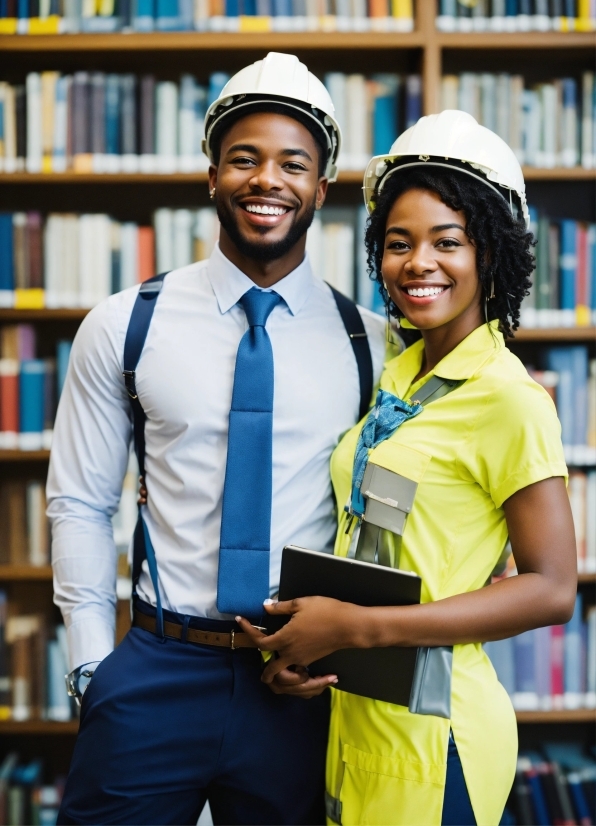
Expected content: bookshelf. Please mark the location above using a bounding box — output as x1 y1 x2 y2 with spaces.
0 0 594 806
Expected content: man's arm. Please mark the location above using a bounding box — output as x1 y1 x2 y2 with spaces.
47 296 134 671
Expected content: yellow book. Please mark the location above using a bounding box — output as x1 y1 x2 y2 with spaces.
576 305 591 326
99 0 115 16
0 18 18 33
391 0 412 31
577 0 595 30
239 14 271 29
14 289 45 310
28 14 60 32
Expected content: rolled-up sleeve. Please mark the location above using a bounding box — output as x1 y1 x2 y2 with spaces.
47 294 134 670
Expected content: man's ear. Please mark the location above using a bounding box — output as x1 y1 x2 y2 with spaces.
315 177 329 210
208 164 218 194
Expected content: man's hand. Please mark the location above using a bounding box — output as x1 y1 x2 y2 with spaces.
236 596 363 692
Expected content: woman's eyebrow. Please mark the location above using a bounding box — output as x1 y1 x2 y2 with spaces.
431 223 465 232
385 226 410 237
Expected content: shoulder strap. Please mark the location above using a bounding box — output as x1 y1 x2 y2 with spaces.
412 374 464 408
122 273 167 479
327 284 374 421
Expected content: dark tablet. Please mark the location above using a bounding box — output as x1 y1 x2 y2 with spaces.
266 545 421 706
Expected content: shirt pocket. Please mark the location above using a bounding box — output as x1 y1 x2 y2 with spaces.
338 743 445 826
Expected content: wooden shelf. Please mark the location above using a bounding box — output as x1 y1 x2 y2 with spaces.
511 327 596 342
516 708 596 723
0 450 50 461
0 31 425 51
0 720 78 734
578 572 596 584
438 31 596 48
0 168 592 184
0 308 89 321
0 565 52 580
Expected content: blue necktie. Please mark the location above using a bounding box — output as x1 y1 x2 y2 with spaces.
217 287 281 618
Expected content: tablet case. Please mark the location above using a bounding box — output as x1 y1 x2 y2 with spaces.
266 545 421 706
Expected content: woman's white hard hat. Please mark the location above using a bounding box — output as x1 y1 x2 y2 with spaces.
202 52 342 182
363 110 530 228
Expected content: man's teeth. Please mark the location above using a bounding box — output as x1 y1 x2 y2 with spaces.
245 204 288 216
406 286 446 297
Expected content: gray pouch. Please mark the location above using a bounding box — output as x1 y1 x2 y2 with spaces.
408 645 453 719
361 462 418 535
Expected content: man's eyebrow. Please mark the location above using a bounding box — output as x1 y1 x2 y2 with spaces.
225 143 259 155
280 148 313 162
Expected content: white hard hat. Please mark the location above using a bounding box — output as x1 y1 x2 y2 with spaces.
363 110 529 228
202 52 341 182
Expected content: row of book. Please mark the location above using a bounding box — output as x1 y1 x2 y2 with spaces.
521 213 596 328
441 72 596 169
0 598 74 724
484 593 595 711
0 0 414 34
0 70 422 175
3 205 596 326
0 325 71 450
437 0 596 32
505 744 596 826
529 351 596 468
0 754 62 826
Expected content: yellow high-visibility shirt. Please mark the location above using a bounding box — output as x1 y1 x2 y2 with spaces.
327 321 568 826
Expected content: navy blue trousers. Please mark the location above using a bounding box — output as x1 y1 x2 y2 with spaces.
441 734 477 826
58 607 329 826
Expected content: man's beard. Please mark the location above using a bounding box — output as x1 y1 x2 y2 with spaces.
215 194 316 263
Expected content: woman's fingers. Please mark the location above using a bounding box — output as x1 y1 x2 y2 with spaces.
234 616 270 647
263 598 300 615
269 672 337 698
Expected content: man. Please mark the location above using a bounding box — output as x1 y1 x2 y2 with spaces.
49 52 385 826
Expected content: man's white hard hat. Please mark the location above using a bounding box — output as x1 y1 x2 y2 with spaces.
362 110 530 228
202 52 342 182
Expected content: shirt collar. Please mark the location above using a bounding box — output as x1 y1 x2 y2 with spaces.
206 243 315 317
394 321 505 397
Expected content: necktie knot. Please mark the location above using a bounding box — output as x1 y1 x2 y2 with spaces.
240 287 281 328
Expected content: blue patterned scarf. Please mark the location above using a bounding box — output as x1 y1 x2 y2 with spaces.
349 389 423 518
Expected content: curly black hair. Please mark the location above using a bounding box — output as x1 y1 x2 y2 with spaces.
365 163 535 338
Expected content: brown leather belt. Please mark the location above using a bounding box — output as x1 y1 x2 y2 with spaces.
133 608 259 649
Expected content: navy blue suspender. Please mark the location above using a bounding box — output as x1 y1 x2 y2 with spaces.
122 274 373 630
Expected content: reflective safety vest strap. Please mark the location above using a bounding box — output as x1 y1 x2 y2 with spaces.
327 284 374 422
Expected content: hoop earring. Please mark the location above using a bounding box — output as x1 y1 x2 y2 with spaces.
484 278 495 325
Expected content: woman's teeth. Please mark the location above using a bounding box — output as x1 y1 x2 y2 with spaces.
406 286 446 297
245 204 288 216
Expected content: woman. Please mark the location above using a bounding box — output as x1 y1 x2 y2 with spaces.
238 111 577 826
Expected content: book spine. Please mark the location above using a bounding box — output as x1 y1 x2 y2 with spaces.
25 73 42 173
18 359 45 451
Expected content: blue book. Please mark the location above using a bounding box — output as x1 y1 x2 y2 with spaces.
241 0 256 13
571 345 588 451
208 73 230 108
513 630 538 708
19 360 45 450
56 340 72 400
17 0 28 19
505 0 517 19
46 639 72 721
567 772 592 825
526 768 552 826
559 219 577 325
485 638 515 696
405 75 422 129
224 0 238 17
546 347 574 450
0 213 14 308
155 0 179 30
272 0 290 14
0 0 8 17
105 74 121 157
178 0 192 27
564 593 584 700
133 0 155 30
372 75 399 156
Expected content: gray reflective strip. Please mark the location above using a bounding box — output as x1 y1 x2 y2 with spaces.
325 792 342 824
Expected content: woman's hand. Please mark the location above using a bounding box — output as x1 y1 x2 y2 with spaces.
237 596 363 688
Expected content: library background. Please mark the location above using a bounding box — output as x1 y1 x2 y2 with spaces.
0 0 595 822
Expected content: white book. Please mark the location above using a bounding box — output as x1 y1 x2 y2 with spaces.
193 208 219 261
26 481 48 566
154 208 175 273
335 223 355 299
479 73 496 133
532 0 550 30
522 89 540 167
539 83 557 168
345 75 369 171
93 214 112 305
26 73 43 173
306 216 323 281
156 82 179 174
582 72 594 168
46 640 71 721
324 74 347 170
52 75 70 174
495 74 510 144
193 0 209 29
351 0 368 30
120 223 139 291
44 215 60 308
62 215 79 308
509 75 525 165
78 215 96 307
489 0 505 30
173 209 194 270
471 0 488 30
459 73 479 121
178 75 197 173
441 76 459 112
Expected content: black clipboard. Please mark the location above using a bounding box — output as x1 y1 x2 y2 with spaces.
266 545 421 706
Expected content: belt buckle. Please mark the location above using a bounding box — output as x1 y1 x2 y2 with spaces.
230 629 235 650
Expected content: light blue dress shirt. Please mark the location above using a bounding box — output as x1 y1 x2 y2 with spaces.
48 244 386 669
